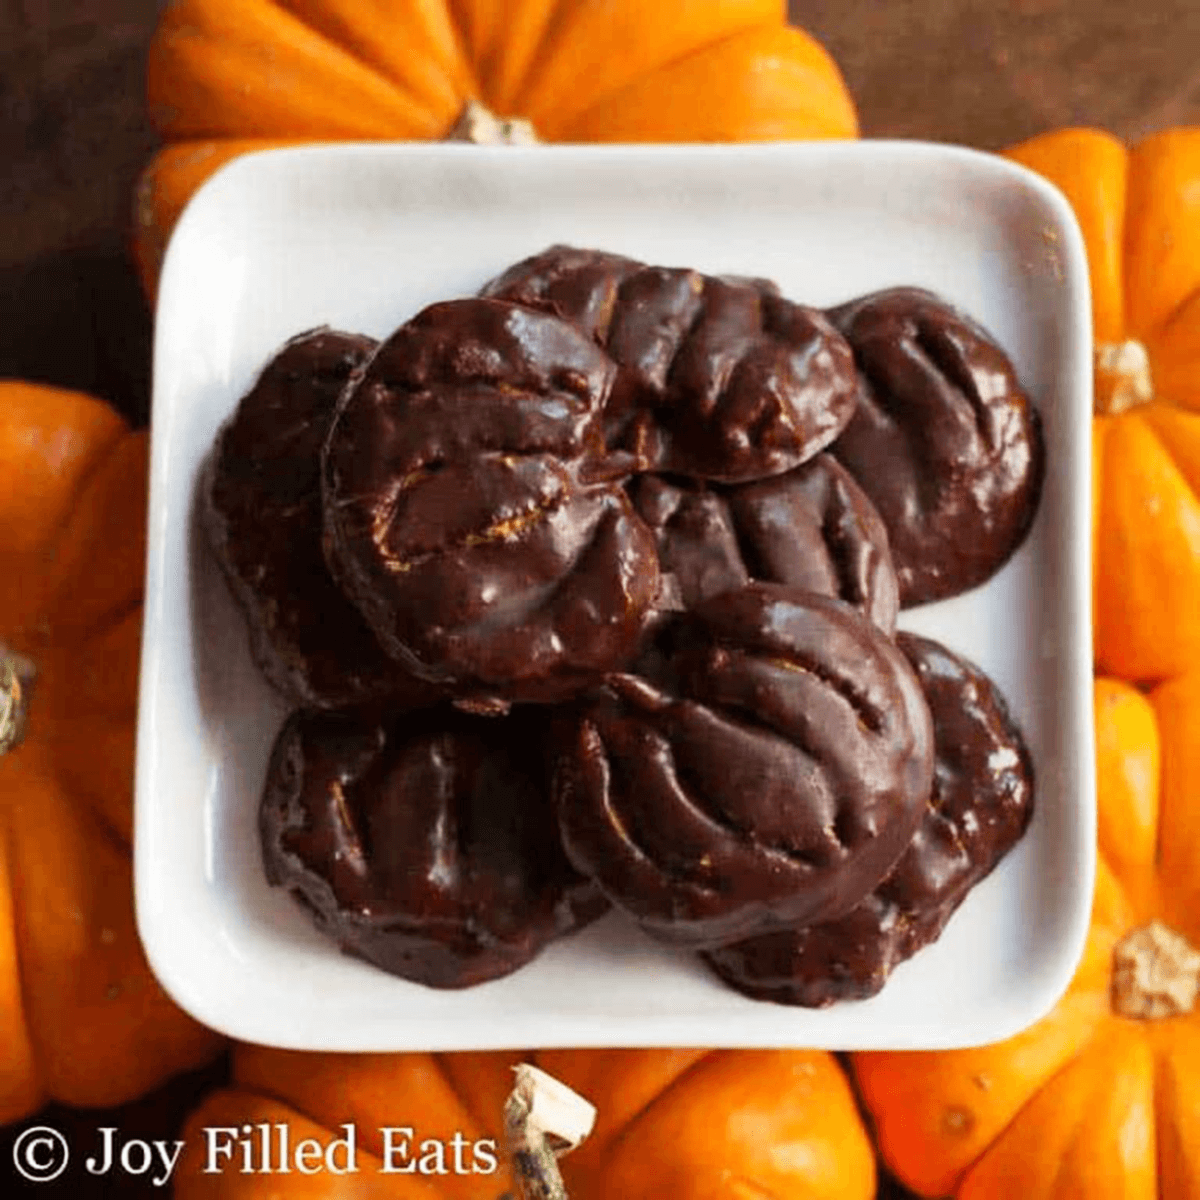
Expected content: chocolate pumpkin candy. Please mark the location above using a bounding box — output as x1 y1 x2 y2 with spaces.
854 674 1200 1199
261 704 605 988
483 244 859 482
829 287 1044 607
703 631 1033 1006
321 297 660 706
204 327 448 710
554 583 934 947
630 452 899 629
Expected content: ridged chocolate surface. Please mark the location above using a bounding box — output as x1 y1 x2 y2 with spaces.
630 453 898 630
554 584 934 947
321 298 660 706
702 631 1034 1005
483 244 859 483
261 705 607 989
203 327 445 710
829 287 1044 606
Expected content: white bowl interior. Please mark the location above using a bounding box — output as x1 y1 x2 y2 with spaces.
136 142 1095 1051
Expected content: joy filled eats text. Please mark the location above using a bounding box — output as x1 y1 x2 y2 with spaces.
9 1122 500 1187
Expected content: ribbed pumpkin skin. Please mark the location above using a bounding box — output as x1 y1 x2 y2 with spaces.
172 1045 876 1198
0 381 222 1123
853 675 1200 1200
1004 128 1200 683
135 0 858 291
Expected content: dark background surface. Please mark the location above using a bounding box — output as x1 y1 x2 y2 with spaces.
4 0 1200 427
3 1 1198 1195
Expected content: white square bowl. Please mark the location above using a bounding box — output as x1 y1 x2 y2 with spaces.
136 141 1095 1052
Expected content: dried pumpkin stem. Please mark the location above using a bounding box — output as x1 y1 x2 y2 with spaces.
504 1064 596 1200
1094 339 1153 415
447 99 540 145
1111 919 1200 1019
0 643 36 757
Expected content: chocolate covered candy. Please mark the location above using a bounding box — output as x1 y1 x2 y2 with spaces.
630 453 899 630
483 245 858 482
703 631 1034 1006
828 287 1044 606
203 328 445 710
322 298 660 706
554 584 934 947
261 705 607 989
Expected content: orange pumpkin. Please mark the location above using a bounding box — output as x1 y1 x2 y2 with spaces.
175 1045 875 1198
853 674 1200 1198
0 382 222 1122
134 0 858 291
1005 128 1200 683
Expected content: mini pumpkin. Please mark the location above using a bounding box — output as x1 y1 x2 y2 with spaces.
853 674 1200 1198
0 382 222 1122
134 0 858 291
1005 128 1200 683
175 1045 875 1198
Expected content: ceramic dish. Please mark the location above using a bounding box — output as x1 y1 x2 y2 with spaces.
135 141 1095 1051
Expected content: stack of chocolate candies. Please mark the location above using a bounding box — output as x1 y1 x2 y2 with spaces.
204 245 1040 1004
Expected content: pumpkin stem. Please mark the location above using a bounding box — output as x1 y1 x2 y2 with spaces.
504 1063 595 1200
447 100 539 145
0 643 36 757
1111 919 1200 1019
1094 339 1153 415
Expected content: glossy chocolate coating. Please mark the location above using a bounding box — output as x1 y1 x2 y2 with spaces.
828 287 1044 606
322 298 660 705
203 328 445 710
554 584 934 947
703 631 1034 1006
483 245 859 482
628 476 749 613
261 705 607 989
630 453 899 631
